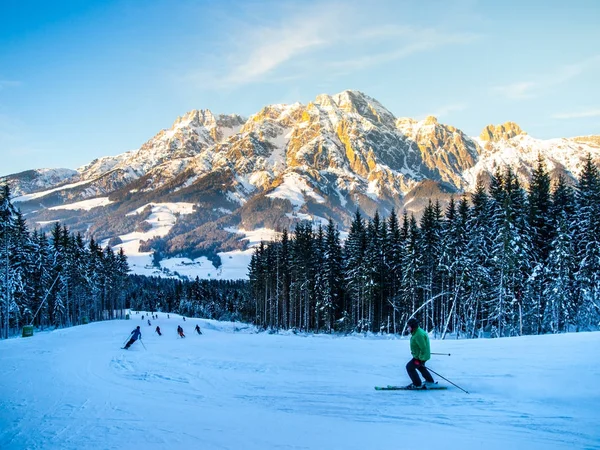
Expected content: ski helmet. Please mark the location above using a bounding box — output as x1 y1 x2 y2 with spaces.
407 318 418 329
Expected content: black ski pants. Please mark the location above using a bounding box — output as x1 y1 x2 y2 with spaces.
406 358 434 386
124 337 137 349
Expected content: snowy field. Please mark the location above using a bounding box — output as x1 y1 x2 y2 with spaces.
1 315 599 450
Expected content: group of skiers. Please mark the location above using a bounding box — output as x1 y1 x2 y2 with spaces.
124 313 436 390
122 315 203 350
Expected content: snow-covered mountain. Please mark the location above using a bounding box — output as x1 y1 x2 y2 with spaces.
5 90 600 278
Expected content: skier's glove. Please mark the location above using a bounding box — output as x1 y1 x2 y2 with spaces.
413 359 421 366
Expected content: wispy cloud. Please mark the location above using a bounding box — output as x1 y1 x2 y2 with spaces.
222 18 330 86
493 81 537 100
493 55 600 100
326 29 478 73
185 4 480 89
185 8 342 89
552 109 600 119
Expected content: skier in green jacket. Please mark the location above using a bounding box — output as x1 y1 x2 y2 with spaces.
405 317 435 389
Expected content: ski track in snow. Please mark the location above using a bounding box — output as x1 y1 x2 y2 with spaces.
0 316 599 450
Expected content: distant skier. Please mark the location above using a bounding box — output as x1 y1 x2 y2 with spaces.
177 325 185 338
142 315 144 320
155 326 162 336
195 324 202 335
404 317 435 389
183 317 186 321
148 319 151 326
167 314 170 319
124 326 142 349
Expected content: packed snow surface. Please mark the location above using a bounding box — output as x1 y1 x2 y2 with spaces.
1 316 599 450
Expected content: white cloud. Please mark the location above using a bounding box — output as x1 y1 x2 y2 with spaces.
493 55 600 100
492 81 537 100
185 5 480 89
326 29 479 73
552 109 600 119
185 7 343 89
223 20 329 86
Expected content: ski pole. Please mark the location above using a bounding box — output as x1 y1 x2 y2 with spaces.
431 352 451 356
140 338 147 350
426 366 469 394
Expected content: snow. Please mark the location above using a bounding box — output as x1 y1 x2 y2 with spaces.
266 127 291 170
48 197 113 211
172 175 199 192
1 319 598 450
285 212 329 227
103 203 196 276
334 186 348 207
266 172 325 209
463 134 600 191
366 179 380 200
127 228 279 280
158 249 255 280
12 179 91 203
6 168 78 196
126 202 196 217
218 124 243 142
234 174 255 193
226 190 247 205
224 227 281 246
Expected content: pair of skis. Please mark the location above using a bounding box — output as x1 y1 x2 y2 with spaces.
374 384 447 391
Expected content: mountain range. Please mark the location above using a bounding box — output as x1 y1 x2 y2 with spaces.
5 90 600 279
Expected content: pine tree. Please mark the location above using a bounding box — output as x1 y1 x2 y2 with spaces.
345 210 366 331
543 176 576 331
465 181 494 337
418 200 442 332
573 155 600 329
386 208 403 333
323 219 344 332
400 213 421 331
527 155 553 333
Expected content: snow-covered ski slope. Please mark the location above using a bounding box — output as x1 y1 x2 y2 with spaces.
1 315 599 450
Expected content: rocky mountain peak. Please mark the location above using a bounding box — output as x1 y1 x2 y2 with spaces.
423 115 439 126
480 122 526 142
213 113 242 128
325 90 396 126
173 109 217 129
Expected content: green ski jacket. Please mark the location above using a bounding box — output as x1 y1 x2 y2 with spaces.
410 327 431 361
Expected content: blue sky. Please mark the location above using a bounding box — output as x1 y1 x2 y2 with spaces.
1 0 599 175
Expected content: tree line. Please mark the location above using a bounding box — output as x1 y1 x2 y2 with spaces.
248 156 600 337
126 274 252 323
0 184 252 338
0 184 130 338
